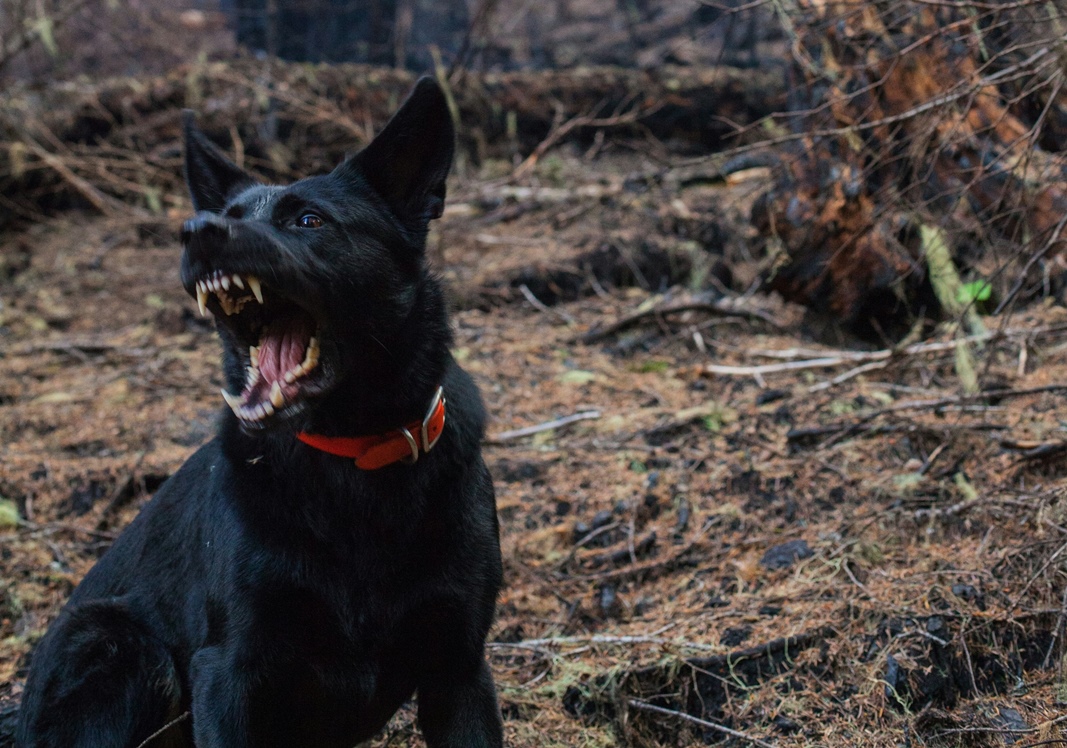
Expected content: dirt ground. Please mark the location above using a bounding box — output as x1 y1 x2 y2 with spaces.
1 149 1067 747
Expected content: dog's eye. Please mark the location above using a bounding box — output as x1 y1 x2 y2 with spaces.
297 213 324 229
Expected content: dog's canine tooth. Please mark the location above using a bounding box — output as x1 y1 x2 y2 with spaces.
269 381 284 408
247 276 264 304
197 287 209 317
220 389 242 415
250 346 259 367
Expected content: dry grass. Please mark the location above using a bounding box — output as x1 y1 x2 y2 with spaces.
1 151 1066 745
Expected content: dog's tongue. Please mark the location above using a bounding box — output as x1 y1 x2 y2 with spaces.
245 313 315 404
260 314 313 383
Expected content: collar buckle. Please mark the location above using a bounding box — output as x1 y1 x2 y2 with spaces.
421 386 446 453
398 427 419 464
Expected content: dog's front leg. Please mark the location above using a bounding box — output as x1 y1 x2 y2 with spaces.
189 646 254 747
417 657 503 748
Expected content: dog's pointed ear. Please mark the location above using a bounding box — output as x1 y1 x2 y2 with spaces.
183 110 256 213
339 77 455 224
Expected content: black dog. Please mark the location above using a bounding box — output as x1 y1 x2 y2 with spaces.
17 78 504 748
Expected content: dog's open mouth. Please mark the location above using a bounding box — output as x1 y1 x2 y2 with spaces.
194 270 324 426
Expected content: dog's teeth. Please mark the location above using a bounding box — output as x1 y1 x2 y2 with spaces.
197 287 209 317
246 366 258 388
220 389 242 415
221 292 238 316
262 400 275 417
250 346 259 367
247 276 263 304
269 381 284 408
284 369 297 384
221 275 231 291
303 337 320 370
232 274 245 289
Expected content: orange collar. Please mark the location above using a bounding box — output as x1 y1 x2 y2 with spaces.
296 387 446 470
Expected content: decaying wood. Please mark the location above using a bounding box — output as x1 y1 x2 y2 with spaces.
750 0 1067 332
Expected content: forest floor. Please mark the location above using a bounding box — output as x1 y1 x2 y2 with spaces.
1 149 1066 747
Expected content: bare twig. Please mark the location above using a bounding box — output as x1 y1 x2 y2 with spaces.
518 284 576 325
627 699 778 748
583 300 782 344
512 102 657 180
489 628 715 652
487 411 601 443
707 325 1067 378
10 129 122 215
133 711 190 748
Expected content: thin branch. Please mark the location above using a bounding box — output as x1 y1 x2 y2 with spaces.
512 102 658 180
627 699 778 748
582 300 782 344
487 410 601 443
706 325 1067 378
518 283 576 325
133 711 190 748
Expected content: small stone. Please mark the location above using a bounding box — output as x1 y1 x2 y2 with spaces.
675 500 691 534
756 388 790 405
992 706 1029 742
884 653 906 706
720 625 752 647
572 521 590 544
773 715 801 734
598 584 622 618
760 539 814 570
591 509 613 530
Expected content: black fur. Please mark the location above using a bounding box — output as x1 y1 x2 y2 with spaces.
17 78 504 748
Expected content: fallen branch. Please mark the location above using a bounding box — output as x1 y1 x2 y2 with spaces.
706 325 1067 379
788 384 1067 450
134 711 190 748
808 360 889 392
583 300 782 344
518 283 576 325
487 410 601 443
627 699 778 748
489 629 715 652
563 537 702 584
14 130 123 216
512 101 655 180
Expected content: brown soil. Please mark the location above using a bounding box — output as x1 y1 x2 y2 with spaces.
1 151 1066 747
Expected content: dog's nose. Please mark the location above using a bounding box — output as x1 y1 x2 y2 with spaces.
181 212 230 246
